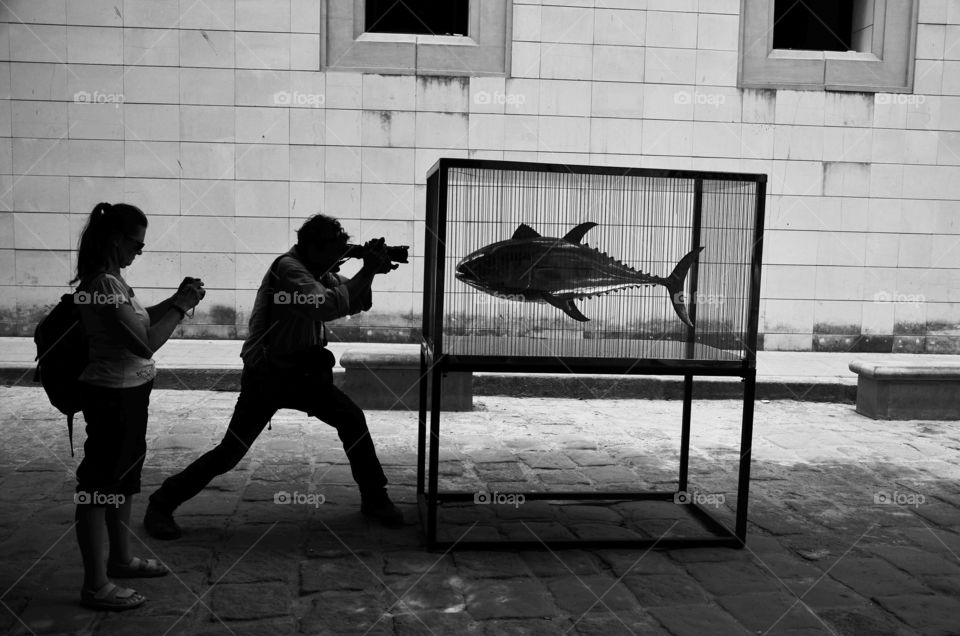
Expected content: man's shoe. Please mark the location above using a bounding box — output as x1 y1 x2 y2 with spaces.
361 495 404 528
143 504 182 540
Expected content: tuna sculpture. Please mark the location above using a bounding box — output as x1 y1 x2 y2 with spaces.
455 222 704 327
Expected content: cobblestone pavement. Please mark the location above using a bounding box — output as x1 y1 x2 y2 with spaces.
1 386 959 635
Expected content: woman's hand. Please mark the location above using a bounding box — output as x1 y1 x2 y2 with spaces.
173 277 205 311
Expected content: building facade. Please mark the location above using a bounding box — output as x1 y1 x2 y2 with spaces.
1 0 958 351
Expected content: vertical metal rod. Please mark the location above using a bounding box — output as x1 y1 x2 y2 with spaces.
417 347 427 496
735 371 757 542
679 374 693 491
686 178 704 360
427 363 443 547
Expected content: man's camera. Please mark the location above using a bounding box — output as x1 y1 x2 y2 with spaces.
342 243 409 264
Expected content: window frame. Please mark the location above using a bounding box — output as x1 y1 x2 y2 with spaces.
323 0 512 76
738 0 919 93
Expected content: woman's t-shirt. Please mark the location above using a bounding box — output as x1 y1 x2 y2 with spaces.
78 273 156 388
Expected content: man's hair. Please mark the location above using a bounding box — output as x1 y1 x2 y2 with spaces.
297 214 349 249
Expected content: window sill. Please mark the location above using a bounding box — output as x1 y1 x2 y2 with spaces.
357 32 478 47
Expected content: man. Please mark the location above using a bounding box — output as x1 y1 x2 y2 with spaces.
144 214 403 539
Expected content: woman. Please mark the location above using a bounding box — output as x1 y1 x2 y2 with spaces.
72 202 205 611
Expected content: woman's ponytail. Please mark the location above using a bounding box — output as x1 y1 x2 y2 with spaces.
71 202 147 285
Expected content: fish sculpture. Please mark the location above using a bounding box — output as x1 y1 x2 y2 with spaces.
455 222 704 327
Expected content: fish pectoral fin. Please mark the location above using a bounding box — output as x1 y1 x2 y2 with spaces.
544 294 590 322
562 222 598 245
511 223 541 240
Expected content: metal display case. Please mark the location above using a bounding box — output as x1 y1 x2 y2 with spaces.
418 158 766 549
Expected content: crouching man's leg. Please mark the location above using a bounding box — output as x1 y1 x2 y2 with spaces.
144 367 278 539
309 385 403 527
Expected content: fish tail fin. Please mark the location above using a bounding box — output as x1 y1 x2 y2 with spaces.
659 247 705 328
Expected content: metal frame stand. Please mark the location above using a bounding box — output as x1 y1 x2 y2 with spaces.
416 356 756 550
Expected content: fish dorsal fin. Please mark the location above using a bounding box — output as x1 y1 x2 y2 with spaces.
511 223 541 240
562 222 598 244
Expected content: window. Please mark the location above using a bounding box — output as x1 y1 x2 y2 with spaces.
325 0 511 75
365 0 469 36
773 0 854 51
739 0 919 92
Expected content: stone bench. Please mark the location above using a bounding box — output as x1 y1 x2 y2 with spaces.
339 348 472 411
849 360 960 420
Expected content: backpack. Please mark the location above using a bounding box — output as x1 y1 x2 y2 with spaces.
33 293 87 456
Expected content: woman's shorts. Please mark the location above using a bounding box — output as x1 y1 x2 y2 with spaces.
75 380 153 499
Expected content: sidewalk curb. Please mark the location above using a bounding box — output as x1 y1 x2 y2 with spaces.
1 366 857 403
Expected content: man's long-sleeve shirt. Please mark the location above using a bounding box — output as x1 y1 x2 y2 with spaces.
240 246 371 369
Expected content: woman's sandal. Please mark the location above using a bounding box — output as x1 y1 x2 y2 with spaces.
80 582 146 611
106 556 169 578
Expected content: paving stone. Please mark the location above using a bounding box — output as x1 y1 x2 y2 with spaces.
383 550 456 576
298 590 394 634
300 557 377 593
826 556 930 597
685 559 782 596
867 544 960 577
581 466 640 484
595 549 682 576
571 609 672 636
747 552 826 580
566 450 617 467
11 596 98 635
480 617 576 635
919 574 960 597
519 452 578 470
621 574 711 607
545 575 641 615
385 573 464 612
568 523 645 542
454 551 532 578
647 604 751 635
394 609 481 635
502 521 578 542
817 608 915 636
873 593 960 636
521 550 602 577
475 462 527 483
537 471 591 485
211 582 290 620
715 592 829 634
96 615 202 636
557 504 625 524
463 579 556 619
782 577 868 610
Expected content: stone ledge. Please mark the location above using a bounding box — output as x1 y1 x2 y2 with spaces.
340 348 472 411
849 360 960 420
